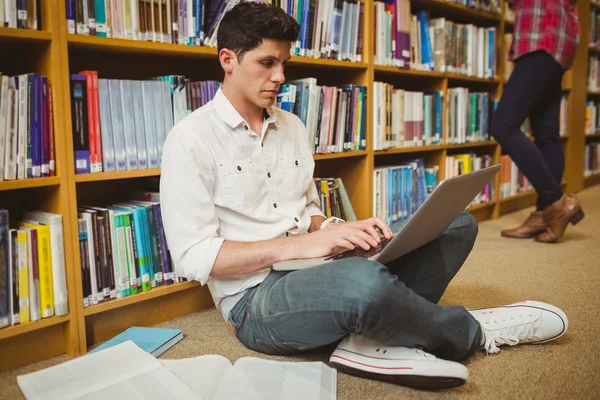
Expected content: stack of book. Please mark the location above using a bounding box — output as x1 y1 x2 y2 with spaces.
69 71 220 174
0 210 68 329
373 159 439 225
372 82 443 150
77 191 182 308
0 73 56 181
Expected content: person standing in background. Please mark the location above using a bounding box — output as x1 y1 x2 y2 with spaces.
492 0 584 243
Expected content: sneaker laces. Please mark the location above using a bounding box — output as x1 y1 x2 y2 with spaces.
483 318 536 355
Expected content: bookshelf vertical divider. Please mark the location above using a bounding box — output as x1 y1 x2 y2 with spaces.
0 0 595 374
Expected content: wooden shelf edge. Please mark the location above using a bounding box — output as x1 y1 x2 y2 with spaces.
67 34 366 69
313 150 368 160
413 0 502 22
83 281 200 316
584 173 600 188
0 314 70 341
373 65 499 83
585 133 600 139
499 190 536 203
467 200 497 212
0 176 61 191
0 27 52 42
74 169 162 182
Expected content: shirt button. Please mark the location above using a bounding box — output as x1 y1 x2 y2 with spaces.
273 203 277 208
295 160 299 166
294 217 299 222
261 142 264 147
285 232 290 237
244 125 249 130
237 165 242 171
267 172 271 178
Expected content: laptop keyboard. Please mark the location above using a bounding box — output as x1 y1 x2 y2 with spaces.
324 236 394 261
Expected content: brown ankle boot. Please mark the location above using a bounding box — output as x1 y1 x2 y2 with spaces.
501 211 546 238
535 194 585 243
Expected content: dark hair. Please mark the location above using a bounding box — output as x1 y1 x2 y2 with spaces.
217 1 300 61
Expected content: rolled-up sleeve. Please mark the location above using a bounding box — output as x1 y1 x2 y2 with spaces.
160 127 225 285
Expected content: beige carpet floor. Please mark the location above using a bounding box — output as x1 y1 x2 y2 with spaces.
2 185 599 400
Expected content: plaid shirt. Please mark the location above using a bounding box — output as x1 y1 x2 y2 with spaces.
509 0 580 69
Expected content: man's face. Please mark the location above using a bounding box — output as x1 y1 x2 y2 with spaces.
229 38 291 109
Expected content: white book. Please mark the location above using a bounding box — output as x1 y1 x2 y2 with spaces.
17 74 28 179
131 80 148 170
152 81 166 165
108 79 127 171
141 81 159 169
17 340 337 400
0 75 8 181
119 80 139 170
4 83 18 180
97 79 116 172
22 211 69 317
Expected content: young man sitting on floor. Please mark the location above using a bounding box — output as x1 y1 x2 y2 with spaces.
159 1 569 390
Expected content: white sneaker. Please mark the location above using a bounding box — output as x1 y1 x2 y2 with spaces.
469 300 568 355
329 335 468 390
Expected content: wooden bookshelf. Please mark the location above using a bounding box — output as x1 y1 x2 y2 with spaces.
0 0 596 374
0 27 52 42
0 177 61 191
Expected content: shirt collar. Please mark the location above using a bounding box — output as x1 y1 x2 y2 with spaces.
213 86 279 130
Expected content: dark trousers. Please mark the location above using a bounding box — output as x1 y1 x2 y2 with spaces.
490 50 566 210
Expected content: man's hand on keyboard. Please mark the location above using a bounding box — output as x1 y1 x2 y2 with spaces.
288 218 393 260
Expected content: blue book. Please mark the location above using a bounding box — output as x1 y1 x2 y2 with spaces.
89 326 183 357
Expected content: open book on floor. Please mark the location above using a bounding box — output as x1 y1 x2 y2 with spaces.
17 340 337 400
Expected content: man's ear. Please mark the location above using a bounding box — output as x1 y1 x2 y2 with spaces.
219 49 236 74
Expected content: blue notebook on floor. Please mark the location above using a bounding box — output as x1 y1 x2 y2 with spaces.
89 326 184 357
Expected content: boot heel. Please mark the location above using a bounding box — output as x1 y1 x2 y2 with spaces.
570 209 584 226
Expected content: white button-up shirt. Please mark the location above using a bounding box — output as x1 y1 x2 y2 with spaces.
160 87 325 317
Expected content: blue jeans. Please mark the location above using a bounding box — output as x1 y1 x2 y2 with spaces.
228 210 483 362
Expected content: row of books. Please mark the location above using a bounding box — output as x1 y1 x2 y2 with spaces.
65 0 365 62
372 83 442 150
314 177 357 222
588 55 600 92
374 2 497 79
372 159 439 226
78 191 183 308
445 153 494 205
590 6 600 49
0 210 68 330
445 88 496 144
585 100 600 135
499 154 533 199
447 0 501 14
585 142 600 177
0 72 56 182
69 72 220 174
276 79 367 154
1 0 38 29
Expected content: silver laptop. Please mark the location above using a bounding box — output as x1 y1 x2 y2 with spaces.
272 164 501 271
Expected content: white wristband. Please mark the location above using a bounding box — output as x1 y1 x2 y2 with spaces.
320 217 345 230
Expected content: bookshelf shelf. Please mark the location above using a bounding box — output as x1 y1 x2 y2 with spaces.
67 34 366 70
500 190 536 203
74 169 162 183
592 1 600 7
584 173 600 187
0 315 70 341
0 27 52 43
467 200 497 212
83 281 200 316
410 0 502 23
0 177 61 191
446 140 498 149
67 34 219 58
314 150 368 160
374 65 446 79
445 73 501 84
585 133 600 139
589 46 600 54
374 145 444 155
